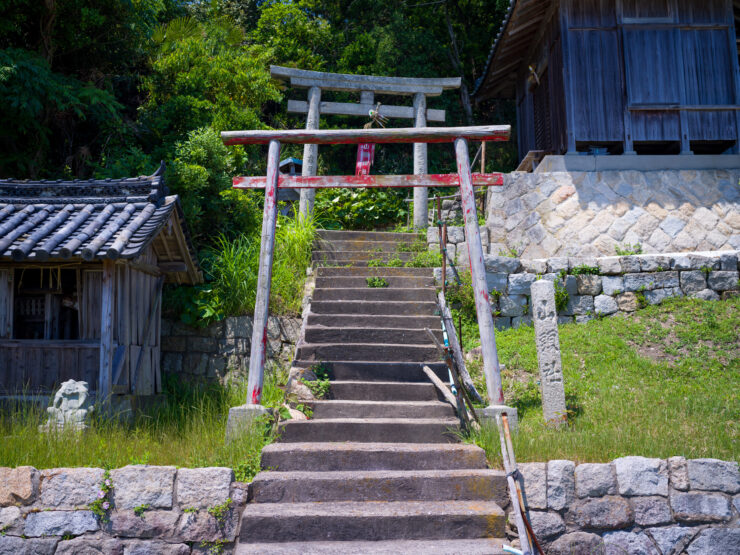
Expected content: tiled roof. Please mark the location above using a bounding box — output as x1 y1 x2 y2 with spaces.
0 164 196 268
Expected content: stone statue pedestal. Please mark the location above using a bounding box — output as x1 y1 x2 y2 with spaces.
225 404 270 442
479 404 518 432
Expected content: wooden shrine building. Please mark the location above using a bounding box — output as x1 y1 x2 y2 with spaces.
473 0 740 161
0 166 201 399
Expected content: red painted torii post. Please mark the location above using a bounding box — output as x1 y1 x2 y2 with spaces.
221 124 513 438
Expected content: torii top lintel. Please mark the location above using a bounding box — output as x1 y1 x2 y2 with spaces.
270 66 461 97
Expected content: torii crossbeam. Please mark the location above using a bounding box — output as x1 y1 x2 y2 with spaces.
221 124 510 437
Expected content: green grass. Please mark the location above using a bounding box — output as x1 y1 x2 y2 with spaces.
460 297 739 465
0 369 288 480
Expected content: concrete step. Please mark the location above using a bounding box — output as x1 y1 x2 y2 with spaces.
310 300 437 315
290 362 449 383
306 314 440 329
238 500 505 542
316 230 421 243
313 250 415 264
315 276 434 289
317 266 433 277
315 240 422 254
304 327 443 345
307 400 454 419
278 418 459 443
295 343 440 362
326 380 441 400
260 442 489 472
250 469 507 504
237 539 507 554
312 287 436 302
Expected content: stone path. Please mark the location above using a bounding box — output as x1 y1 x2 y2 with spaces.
236 230 508 554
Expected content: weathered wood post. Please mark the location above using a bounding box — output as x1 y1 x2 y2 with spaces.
453 137 517 428
300 86 321 216
413 92 428 229
98 259 115 401
226 139 281 440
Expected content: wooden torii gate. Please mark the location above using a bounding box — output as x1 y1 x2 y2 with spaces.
221 124 512 434
270 66 461 229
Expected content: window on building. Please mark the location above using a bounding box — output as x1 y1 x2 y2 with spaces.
13 268 79 340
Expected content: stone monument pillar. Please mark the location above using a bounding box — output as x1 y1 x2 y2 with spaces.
412 92 428 229
530 280 568 426
300 86 321 216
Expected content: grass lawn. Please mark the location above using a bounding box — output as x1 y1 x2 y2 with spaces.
463 296 739 466
0 369 288 481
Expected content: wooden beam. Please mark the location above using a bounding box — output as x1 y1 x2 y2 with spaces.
98 259 114 399
233 173 504 189
222 125 510 146
290 77 444 96
287 99 447 122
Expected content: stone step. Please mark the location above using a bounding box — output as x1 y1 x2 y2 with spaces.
304 327 443 345
307 400 454 419
316 230 420 243
290 362 449 383
326 380 442 400
310 300 437 316
306 314 440 329
278 418 460 443
312 287 436 302
236 539 507 555
260 442 489 472
315 240 421 254
295 343 440 362
317 266 433 277
238 500 505 542
313 250 415 264
315 276 434 288
250 469 508 504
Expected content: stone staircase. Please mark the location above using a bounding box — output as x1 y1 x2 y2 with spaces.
236 230 509 554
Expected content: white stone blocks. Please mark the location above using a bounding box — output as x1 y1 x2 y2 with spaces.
485 272 507 294
614 457 668 497
24 510 99 537
575 463 617 498
529 511 566 539
508 273 537 295
519 463 547 509
483 254 521 273
576 275 602 295
111 466 177 510
670 492 732 523
707 270 739 290
680 271 707 293
686 459 740 493
631 496 673 526
563 295 594 316
547 460 575 511
601 276 624 295
39 468 104 509
499 295 528 317
175 467 233 510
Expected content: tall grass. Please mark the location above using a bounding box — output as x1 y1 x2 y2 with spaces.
0 369 287 480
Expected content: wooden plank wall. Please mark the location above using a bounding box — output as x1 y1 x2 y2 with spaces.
0 270 12 339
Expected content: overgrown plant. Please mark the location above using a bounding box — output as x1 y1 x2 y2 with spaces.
89 470 113 522
570 264 600 275
404 250 442 268
615 243 643 256
366 276 388 288
554 279 569 312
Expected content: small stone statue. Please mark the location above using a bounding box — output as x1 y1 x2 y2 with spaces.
39 379 93 432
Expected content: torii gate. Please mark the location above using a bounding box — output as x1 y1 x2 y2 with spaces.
270 66 461 229
221 124 513 437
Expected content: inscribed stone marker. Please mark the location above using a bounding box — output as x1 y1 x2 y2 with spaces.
530 280 567 425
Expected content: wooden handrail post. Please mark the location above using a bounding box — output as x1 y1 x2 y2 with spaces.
453 137 504 405
246 139 281 405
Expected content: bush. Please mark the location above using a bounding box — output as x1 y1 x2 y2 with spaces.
314 188 408 230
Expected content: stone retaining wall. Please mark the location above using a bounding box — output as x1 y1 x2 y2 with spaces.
431 248 739 329
161 316 301 382
518 456 740 554
0 465 245 554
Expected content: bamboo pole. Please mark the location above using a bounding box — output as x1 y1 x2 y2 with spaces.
454 137 504 405
246 139 281 405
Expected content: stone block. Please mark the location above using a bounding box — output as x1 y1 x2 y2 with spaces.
106 510 180 539
512 315 533 328
0 536 59 555
620 256 641 273
478 405 518 432
640 255 672 272
660 216 687 237
566 496 633 530
456 241 469 267
576 275 602 296
508 273 537 295
39 467 104 508
124 540 190 555
557 315 574 325
161 353 182 374
111 466 176 510
602 531 659 555
521 258 547 274
670 491 731 523
575 463 617 498
499 295 527 317
547 460 575 511
518 463 547 510
624 271 679 292
547 257 569 273
575 314 594 324
483 255 521 273
226 404 270 442
687 528 740 555
563 295 594 316
549 532 604 555
175 467 233 510
427 227 439 243
493 316 511 330
646 526 696 555
563 275 578 296
614 456 668 496
719 252 738 271
707 270 739 291
686 458 739 493
446 226 464 244
24 510 98 537
598 256 622 275
225 316 252 339
485 272 508 294
528 511 565 539
602 276 624 296
616 292 638 311
690 288 720 300
680 271 706 293
645 287 680 305
0 466 39 506
667 456 689 491
594 295 618 315
631 495 673 526
0 506 22 535
54 537 124 554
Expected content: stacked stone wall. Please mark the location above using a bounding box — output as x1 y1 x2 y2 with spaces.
161 316 301 382
518 456 740 554
0 465 245 554
430 246 739 329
